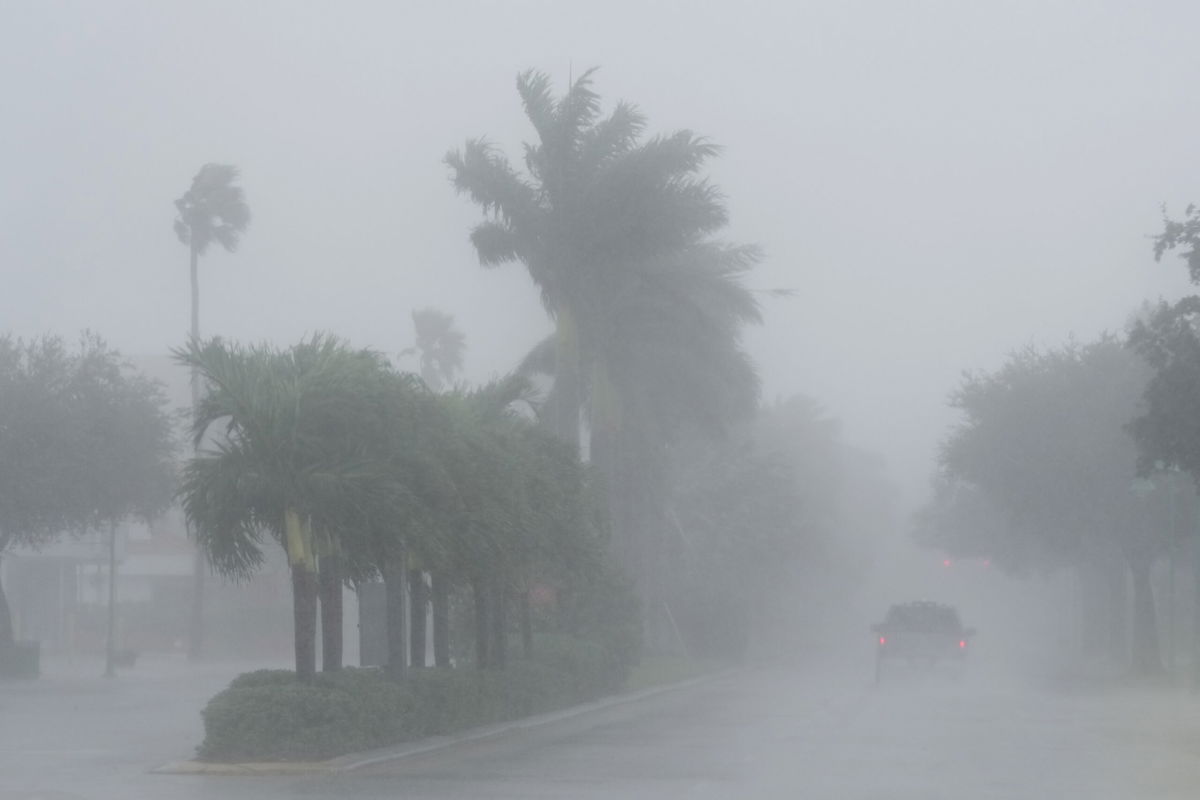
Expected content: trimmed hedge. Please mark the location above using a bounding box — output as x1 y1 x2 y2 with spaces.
198 636 630 762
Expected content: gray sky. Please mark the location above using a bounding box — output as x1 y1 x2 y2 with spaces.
2 0 1198 510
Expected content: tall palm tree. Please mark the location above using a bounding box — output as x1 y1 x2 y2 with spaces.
447 70 761 640
446 69 735 445
173 163 250 659
399 307 465 667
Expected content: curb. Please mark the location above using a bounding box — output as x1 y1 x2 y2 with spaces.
151 668 737 777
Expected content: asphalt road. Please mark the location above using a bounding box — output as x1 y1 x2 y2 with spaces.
4 656 1200 800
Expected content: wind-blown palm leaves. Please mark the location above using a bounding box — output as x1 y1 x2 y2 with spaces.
177 333 609 677
447 70 762 640
446 68 760 447
174 164 251 258
175 334 400 680
402 308 465 392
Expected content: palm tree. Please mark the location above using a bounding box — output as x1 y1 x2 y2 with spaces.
447 70 761 640
446 69 735 445
175 335 395 681
403 308 465 392
401 307 465 666
173 163 250 659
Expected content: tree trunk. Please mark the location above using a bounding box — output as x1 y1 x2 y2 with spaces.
552 317 582 448
520 589 533 659
0 578 12 656
104 521 118 678
187 243 206 662
1192 533 1200 691
431 571 450 668
408 569 427 668
473 577 489 669
491 581 507 670
0 546 15 656
291 565 318 682
319 554 343 672
384 563 407 680
1129 554 1164 676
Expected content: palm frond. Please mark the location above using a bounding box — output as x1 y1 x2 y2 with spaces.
444 140 539 228
517 69 558 144
174 163 250 256
469 221 523 267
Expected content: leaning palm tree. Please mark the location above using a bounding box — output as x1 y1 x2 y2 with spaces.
446 68 735 446
447 70 762 641
173 163 250 659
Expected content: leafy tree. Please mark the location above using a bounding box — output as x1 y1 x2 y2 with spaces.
1131 202 1200 477
1153 204 1200 282
174 163 250 659
668 396 890 659
929 336 1169 674
0 334 175 661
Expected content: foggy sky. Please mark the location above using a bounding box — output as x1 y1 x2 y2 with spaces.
2 0 1198 511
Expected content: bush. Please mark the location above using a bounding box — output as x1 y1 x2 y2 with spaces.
406 668 504 734
198 668 417 762
198 635 632 762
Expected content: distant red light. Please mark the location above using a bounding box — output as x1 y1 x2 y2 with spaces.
943 559 952 567
959 640 967 649
879 636 887 646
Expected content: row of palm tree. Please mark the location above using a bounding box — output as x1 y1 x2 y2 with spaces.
175 334 606 681
174 68 765 660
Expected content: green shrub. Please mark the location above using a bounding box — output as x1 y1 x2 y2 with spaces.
199 636 637 762
227 668 295 690
199 668 417 762
406 668 504 734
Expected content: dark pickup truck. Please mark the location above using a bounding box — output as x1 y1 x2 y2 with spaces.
872 601 975 682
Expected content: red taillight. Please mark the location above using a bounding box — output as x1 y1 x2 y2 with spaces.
959 639 966 649
879 636 887 646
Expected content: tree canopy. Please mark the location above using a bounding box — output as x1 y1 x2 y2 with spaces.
0 333 175 652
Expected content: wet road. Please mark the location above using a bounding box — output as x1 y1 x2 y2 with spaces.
4 657 1200 799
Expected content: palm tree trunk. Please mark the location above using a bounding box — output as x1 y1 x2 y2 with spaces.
408 569 427 668
490 580 507 670
520 589 533 659
104 521 118 678
1129 553 1164 676
291 565 318 682
384 562 407 680
319 554 343 672
472 577 489 669
0 540 15 657
552 319 582 447
187 242 206 662
431 571 450 668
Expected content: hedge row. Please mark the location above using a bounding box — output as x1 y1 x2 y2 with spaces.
198 635 631 762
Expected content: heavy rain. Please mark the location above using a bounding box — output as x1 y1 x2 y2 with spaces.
2 2 1200 798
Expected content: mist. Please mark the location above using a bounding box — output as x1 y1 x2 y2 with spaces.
3 1 1200 798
